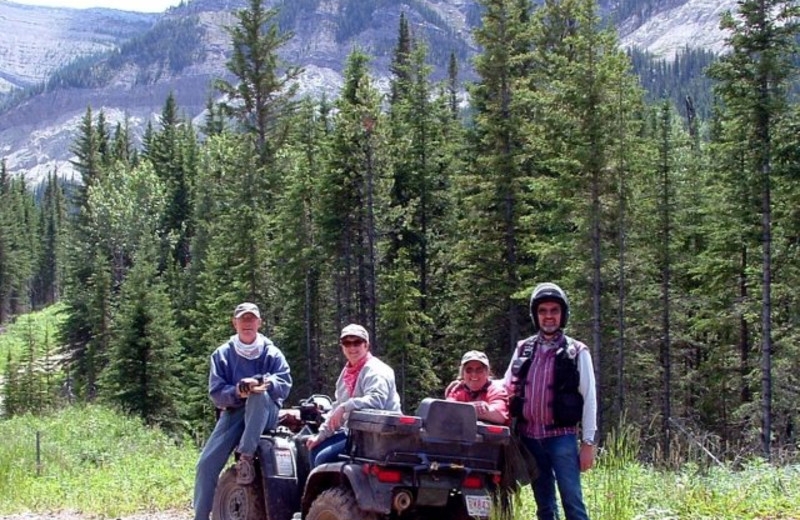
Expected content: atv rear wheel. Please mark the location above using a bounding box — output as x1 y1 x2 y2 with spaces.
306 487 377 520
211 466 265 520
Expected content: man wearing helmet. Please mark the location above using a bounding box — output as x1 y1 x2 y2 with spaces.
503 283 597 520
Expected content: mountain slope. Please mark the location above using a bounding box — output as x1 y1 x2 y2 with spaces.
0 0 735 186
618 0 736 57
0 0 157 94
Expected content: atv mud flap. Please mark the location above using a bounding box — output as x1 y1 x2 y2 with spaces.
341 463 394 514
258 436 301 520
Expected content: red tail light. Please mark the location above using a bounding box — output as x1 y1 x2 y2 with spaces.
398 415 418 424
485 425 504 434
375 467 403 483
462 475 483 489
364 464 403 483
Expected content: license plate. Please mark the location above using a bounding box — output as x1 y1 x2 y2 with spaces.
274 448 295 476
465 494 491 518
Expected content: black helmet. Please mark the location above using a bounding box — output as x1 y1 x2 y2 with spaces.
529 282 569 333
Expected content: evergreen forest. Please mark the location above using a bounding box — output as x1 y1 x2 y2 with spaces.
1 0 799 467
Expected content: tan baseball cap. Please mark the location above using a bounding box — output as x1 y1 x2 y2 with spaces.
460 350 490 368
340 323 369 342
233 302 261 319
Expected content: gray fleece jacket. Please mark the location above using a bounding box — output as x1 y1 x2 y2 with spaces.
316 356 402 442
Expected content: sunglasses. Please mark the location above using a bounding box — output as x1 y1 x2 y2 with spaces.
341 339 366 347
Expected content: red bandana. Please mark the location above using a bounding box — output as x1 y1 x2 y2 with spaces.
343 353 372 396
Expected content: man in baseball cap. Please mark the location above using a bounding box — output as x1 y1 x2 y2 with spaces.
193 302 292 520
233 302 261 319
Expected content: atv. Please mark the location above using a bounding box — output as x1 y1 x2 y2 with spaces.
211 395 510 520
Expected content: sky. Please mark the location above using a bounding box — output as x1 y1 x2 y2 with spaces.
9 0 183 13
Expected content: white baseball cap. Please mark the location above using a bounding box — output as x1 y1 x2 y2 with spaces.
340 323 369 342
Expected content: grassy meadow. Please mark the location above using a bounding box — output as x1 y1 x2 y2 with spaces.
0 307 798 519
0 405 798 519
0 405 196 516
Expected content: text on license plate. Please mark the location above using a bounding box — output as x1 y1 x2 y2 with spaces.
274 448 295 477
465 494 491 518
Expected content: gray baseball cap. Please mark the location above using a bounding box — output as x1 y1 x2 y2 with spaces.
233 302 261 319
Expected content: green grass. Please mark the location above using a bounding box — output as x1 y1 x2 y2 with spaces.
0 404 197 515
1 404 798 519
0 303 66 374
585 457 800 520
513 423 799 520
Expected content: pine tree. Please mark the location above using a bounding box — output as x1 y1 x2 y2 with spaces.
271 97 330 396
447 51 459 119
386 33 456 388
389 12 412 105
146 93 198 270
319 49 388 350
454 0 532 361
101 243 182 429
33 172 67 306
707 0 799 459
380 249 437 411
61 107 106 397
1 352 20 417
214 0 300 170
184 134 258 437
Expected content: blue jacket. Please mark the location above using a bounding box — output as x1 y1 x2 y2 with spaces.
208 334 292 409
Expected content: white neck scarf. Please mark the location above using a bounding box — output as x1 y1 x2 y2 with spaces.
232 333 266 360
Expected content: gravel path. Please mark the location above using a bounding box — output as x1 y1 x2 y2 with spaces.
0 509 192 520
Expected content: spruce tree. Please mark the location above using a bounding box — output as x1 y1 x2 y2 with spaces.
707 0 799 459
101 242 182 429
214 0 300 171
319 49 388 350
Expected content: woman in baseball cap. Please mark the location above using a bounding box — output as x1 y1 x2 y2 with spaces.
305 323 402 466
445 350 510 425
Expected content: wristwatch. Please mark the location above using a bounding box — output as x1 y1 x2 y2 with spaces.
581 439 595 446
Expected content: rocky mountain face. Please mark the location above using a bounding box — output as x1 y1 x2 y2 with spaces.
0 1 157 94
0 0 734 186
617 0 736 56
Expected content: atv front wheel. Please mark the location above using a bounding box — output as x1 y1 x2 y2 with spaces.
211 466 265 520
306 487 377 520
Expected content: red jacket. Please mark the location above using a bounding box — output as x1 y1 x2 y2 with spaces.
445 379 510 425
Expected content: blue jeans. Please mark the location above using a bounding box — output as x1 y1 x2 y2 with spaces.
521 433 590 520
193 392 280 520
310 431 348 467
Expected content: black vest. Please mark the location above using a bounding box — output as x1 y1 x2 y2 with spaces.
510 334 583 428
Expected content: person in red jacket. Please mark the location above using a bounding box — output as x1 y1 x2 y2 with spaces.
445 350 510 425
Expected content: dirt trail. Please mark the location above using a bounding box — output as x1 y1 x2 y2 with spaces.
0 509 192 520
